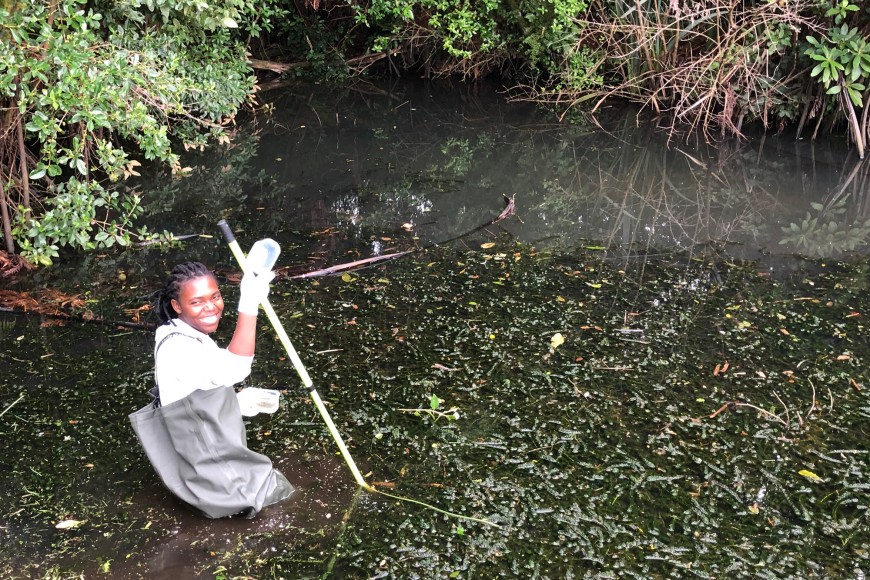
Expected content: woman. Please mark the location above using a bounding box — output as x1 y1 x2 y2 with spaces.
129 261 295 519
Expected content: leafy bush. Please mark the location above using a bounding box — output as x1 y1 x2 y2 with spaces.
0 0 260 265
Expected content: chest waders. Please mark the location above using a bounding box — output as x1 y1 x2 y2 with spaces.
129 332 295 519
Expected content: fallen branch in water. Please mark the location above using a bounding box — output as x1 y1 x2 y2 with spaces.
286 195 519 279
397 406 460 422
434 194 518 246
289 251 413 279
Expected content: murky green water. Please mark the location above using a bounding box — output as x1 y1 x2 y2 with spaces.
128 79 870 262
1 241 868 578
2 81 870 578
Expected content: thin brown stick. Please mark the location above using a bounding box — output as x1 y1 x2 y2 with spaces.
289 251 413 279
773 391 793 427
0 168 14 254
705 400 787 425
15 109 30 223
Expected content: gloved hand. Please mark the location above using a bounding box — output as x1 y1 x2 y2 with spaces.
238 270 275 315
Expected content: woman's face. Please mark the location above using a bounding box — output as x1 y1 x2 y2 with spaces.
171 275 224 334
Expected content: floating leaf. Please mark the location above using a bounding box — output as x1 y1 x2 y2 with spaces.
341 273 354 283
55 519 85 530
480 242 496 249
550 333 565 349
799 469 822 482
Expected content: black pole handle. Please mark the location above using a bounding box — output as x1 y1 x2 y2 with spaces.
217 219 236 243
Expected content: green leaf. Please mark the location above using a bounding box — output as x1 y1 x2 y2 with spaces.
429 394 442 410
75 158 88 175
826 85 842 95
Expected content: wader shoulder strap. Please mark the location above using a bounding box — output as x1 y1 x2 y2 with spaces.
156 331 202 353
151 331 203 407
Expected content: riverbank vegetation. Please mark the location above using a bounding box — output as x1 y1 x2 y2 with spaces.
1 0 870 266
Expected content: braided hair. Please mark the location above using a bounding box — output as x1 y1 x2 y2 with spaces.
153 262 216 325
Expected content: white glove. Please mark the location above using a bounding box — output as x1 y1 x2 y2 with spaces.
238 270 275 315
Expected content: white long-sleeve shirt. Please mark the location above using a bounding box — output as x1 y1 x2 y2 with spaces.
154 319 254 406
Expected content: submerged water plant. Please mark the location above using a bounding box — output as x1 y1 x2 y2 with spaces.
0 242 868 578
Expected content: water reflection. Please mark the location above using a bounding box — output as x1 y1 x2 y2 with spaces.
135 80 870 263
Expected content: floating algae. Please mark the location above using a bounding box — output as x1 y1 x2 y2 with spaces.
1 245 868 578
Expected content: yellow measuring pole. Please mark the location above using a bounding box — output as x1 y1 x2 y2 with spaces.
218 220 372 492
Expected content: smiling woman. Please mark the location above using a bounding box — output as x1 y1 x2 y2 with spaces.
152 262 260 405
128 261 296 519
171 275 225 335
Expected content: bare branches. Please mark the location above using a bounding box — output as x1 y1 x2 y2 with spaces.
515 0 822 144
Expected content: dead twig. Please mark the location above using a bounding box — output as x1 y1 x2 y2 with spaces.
774 391 793 427
806 379 817 421
705 400 787 426
289 251 413 279
0 392 25 419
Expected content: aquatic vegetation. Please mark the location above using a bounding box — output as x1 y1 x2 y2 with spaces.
0 244 868 578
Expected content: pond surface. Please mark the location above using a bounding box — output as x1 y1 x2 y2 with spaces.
133 77 870 266
1 80 870 578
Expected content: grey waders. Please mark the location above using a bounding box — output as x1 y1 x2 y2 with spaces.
129 384 294 519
